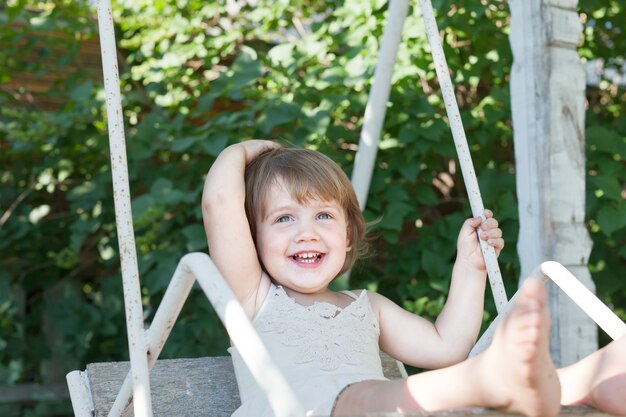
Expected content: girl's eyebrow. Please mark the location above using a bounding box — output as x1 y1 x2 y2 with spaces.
264 205 293 220
316 205 341 212
313 200 342 210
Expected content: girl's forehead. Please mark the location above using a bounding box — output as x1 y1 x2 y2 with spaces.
261 180 342 216
265 181 337 205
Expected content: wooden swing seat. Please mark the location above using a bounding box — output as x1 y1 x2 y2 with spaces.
75 351 406 416
74 352 607 417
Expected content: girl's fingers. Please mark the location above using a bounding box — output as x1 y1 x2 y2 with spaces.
480 228 502 240
241 139 281 163
480 217 499 230
487 238 504 249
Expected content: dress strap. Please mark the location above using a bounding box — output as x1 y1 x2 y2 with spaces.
341 289 360 300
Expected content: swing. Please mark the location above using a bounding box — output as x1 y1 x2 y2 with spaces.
66 1 626 416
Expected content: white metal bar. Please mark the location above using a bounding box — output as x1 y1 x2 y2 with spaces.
419 0 508 313
108 253 305 417
351 0 409 210
540 262 626 340
107 261 197 416
95 1 153 416
468 293 516 357
469 261 626 357
66 371 95 417
185 253 305 417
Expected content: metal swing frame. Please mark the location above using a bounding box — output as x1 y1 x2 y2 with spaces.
66 1 626 416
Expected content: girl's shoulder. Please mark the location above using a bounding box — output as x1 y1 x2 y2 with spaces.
362 290 406 318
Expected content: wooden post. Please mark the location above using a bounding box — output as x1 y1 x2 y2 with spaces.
509 0 597 366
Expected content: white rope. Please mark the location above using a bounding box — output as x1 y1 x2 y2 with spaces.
95 1 153 416
419 0 508 313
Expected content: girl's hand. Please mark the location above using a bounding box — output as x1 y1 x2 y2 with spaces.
237 139 281 164
455 209 504 272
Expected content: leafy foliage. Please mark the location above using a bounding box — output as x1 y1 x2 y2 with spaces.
1 0 625 415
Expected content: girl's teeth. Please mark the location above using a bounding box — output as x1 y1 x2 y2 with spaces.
293 253 321 262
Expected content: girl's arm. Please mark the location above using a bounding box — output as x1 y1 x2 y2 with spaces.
202 140 280 316
373 211 503 368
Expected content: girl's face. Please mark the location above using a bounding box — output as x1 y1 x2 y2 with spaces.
255 180 350 294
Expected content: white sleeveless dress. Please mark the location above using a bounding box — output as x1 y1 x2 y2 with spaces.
229 283 388 417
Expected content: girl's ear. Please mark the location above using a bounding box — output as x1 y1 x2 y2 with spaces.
346 225 352 252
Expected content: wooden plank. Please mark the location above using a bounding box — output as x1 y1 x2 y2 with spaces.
88 357 241 417
83 356 610 417
342 407 612 417
86 353 402 416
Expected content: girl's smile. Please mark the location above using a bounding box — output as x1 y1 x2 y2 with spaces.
290 251 324 265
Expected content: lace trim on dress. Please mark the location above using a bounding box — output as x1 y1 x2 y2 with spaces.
256 286 380 371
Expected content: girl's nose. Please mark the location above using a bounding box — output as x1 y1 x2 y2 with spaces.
294 220 319 242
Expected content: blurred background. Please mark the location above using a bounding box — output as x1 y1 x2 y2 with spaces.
1 0 624 415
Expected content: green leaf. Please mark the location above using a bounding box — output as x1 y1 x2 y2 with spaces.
589 174 622 201
587 125 626 155
413 185 439 205
197 93 216 112
229 46 263 89
131 194 157 219
171 135 203 153
182 224 207 252
302 108 330 135
259 102 301 134
201 133 229 156
69 81 93 103
421 249 447 281
268 43 296 68
596 205 626 237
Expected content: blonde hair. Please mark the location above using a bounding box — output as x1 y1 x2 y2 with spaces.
244 147 366 277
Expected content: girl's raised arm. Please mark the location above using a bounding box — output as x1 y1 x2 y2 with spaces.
373 211 504 369
202 140 280 316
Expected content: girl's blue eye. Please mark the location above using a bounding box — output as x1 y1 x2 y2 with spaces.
276 215 292 223
317 213 332 220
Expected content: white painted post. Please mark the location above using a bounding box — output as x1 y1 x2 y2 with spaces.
419 0 508 313
95 1 153 415
351 0 409 210
509 0 596 366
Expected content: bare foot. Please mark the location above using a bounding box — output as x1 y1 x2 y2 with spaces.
477 278 561 417
586 335 626 415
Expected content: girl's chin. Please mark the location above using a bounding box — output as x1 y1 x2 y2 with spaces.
274 277 334 293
